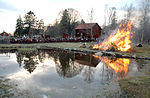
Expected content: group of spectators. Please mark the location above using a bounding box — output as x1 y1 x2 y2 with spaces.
10 36 96 44
10 36 43 43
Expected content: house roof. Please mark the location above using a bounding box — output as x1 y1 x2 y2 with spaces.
0 32 9 36
75 23 102 30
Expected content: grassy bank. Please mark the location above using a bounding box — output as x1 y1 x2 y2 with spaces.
0 42 150 58
0 42 100 53
119 76 150 98
17 48 37 51
0 42 95 48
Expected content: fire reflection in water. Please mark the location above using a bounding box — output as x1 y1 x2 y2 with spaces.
93 55 130 77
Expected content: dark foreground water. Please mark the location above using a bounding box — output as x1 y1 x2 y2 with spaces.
0 49 150 98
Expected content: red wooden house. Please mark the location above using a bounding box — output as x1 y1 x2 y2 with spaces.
75 23 102 40
0 31 9 37
0 31 10 43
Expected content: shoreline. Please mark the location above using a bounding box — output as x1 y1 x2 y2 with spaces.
0 42 150 97
0 42 150 60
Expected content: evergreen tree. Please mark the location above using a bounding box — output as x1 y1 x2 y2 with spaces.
37 19 44 36
59 8 80 37
81 19 85 24
24 11 37 36
59 9 70 36
14 15 24 36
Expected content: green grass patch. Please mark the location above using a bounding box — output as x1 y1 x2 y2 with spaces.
119 76 150 98
18 48 37 51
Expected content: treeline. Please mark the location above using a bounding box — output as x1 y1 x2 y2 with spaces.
14 8 84 38
14 11 44 37
14 0 150 43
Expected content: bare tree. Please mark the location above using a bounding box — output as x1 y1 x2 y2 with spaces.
58 8 81 23
67 8 81 37
67 8 81 23
103 6 117 27
103 4 108 27
139 0 150 43
87 8 95 23
121 3 137 43
101 6 118 39
108 7 116 25
123 3 135 21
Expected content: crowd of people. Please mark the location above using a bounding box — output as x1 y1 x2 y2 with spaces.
9 36 96 44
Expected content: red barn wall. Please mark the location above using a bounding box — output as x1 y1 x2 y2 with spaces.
75 29 91 38
92 25 101 38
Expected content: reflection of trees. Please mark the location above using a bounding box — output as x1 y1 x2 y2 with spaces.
16 52 23 67
38 50 46 63
75 54 99 83
82 66 95 83
47 50 59 64
37 50 84 78
136 59 145 72
24 58 38 73
16 51 38 73
23 52 38 73
56 52 84 78
16 49 98 79
40 49 59 64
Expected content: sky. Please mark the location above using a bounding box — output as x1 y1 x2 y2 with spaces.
0 0 135 33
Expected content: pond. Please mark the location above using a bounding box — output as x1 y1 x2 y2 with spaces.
0 49 150 98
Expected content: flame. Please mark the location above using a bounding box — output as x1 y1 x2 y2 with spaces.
93 20 134 52
93 55 130 76
102 57 130 75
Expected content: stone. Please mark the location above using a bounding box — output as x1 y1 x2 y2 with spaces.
136 43 142 47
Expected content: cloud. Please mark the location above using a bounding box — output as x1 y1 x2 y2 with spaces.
0 0 20 11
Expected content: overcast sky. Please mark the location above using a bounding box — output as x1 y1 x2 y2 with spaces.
0 0 135 33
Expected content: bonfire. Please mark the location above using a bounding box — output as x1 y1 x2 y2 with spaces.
92 20 135 76
93 20 134 52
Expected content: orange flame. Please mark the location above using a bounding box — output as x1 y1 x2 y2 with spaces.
93 55 130 76
102 57 130 75
93 20 134 52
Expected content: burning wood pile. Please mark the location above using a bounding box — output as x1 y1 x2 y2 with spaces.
93 20 134 52
92 20 135 77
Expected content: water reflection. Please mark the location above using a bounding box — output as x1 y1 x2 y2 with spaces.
83 66 95 83
1 49 132 79
75 53 97 83
16 51 39 73
1 49 150 97
0 49 132 79
56 52 83 78
135 59 150 74
14 49 99 79
93 55 130 78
